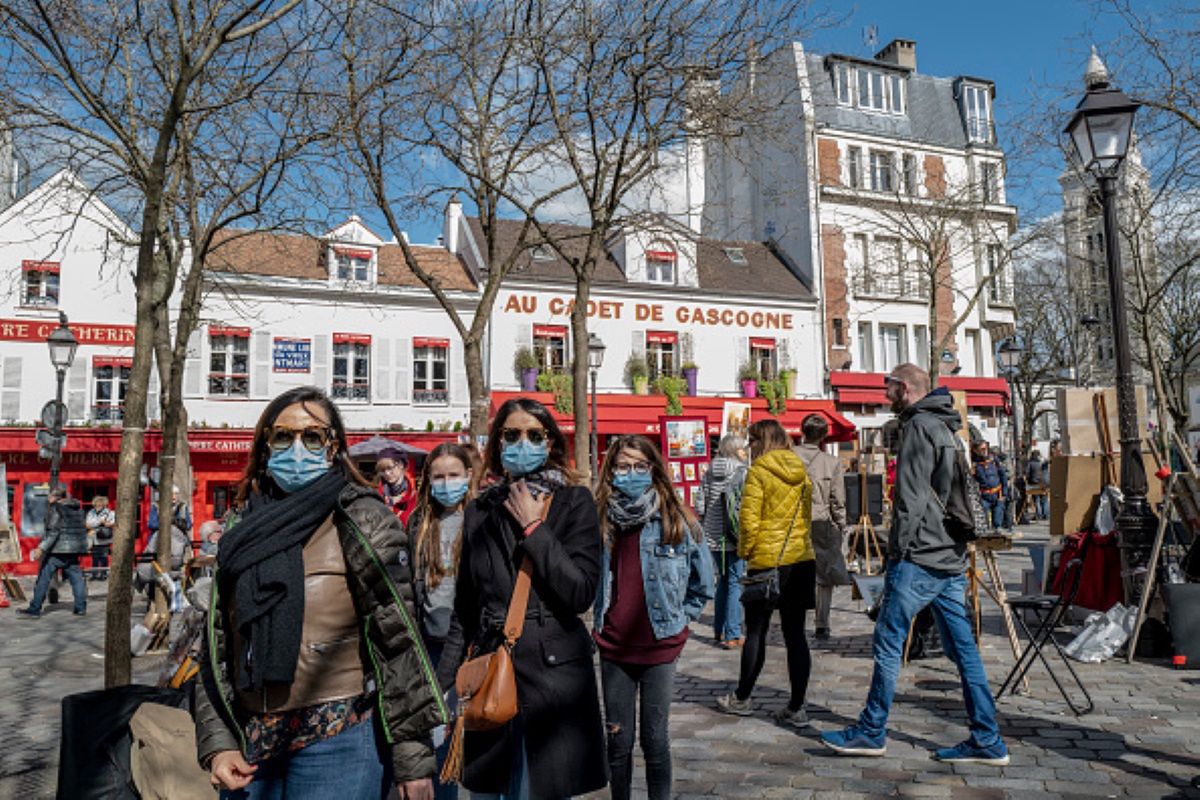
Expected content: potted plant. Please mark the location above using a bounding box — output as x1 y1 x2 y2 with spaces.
738 363 760 398
536 371 574 414
513 347 539 392
779 367 796 399
681 361 699 396
652 374 687 416
625 354 650 395
761 377 787 416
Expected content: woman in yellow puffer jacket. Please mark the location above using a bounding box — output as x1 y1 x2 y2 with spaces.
716 419 815 727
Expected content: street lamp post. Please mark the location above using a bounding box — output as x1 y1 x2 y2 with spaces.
997 338 1024 490
46 312 79 488
1064 60 1158 562
587 333 606 483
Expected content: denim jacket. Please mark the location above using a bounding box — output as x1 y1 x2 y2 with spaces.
593 514 715 640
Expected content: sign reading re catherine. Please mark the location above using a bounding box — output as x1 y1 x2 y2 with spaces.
502 294 795 330
0 318 135 345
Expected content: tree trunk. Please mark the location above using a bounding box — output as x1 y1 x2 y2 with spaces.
464 335 490 438
570 275 592 477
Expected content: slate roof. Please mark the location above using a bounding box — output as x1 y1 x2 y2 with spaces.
806 52 998 152
206 229 476 290
467 217 815 301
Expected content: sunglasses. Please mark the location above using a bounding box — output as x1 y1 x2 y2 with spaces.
884 375 905 387
612 461 652 478
501 427 547 446
268 425 332 453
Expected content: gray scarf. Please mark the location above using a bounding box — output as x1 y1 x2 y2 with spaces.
606 488 660 531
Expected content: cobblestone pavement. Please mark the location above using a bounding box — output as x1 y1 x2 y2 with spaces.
3 524 1199 799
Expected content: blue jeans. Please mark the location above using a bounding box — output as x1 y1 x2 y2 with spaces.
980 493 1005 529
1034 494 1049 520
220 718 392 800
711 550 745 641
857 559 1002 748
29 555 86 613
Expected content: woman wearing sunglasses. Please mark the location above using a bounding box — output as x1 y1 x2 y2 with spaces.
196 387 446 800
593 435 714 800
437 397 607 799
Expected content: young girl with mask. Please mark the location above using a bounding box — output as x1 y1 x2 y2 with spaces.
437 398 607 799
196 387 445 800
593 435 714 800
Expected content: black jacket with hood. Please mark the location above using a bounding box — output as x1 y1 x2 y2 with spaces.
888 387 969 574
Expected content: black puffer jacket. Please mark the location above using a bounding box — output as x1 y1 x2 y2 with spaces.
194 483 448 782
42 498 88 555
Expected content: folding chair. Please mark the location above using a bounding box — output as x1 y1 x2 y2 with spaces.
995 536 1094 715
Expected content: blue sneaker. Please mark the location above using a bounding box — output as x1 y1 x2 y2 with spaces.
932 739 1009 766
820 726 886 757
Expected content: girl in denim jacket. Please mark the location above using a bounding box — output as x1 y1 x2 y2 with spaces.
593 434 715 800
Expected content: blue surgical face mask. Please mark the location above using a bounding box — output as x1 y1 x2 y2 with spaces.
267 440 331 493
431 477 470 508
501 439 548 478
611 471 654 500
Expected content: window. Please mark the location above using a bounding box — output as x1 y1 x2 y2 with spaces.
869 150 894 192
208 328 250 397
832 318 846 348
847 146 862 189
854 233 871 292
878 325 907 372
532 325 567 373
645 331 677 380
964 84 992 142
645 250 676 284
93 357 131 422
334 248 372 281
981 162 998 203
902 153 918 195
22 260 60 307
834 62 852 105
914 325 929 369
857 321 874 372
749 337 777 380
332 334 371 401
986 244 1011 304
723 247 748 265
855 67 904 113
412 337 448 404
210 483 238 522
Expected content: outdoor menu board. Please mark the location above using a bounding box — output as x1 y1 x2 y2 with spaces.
659 415 709 508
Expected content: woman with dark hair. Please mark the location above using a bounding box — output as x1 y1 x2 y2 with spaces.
438 397 607 798
593 435 713 800
195 386 446 800
717 418 815 727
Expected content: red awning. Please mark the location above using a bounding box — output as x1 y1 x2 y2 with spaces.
413 337 450 348
646 330 678 345
749 337 776 350
209 325 250 338
22 260 60 273
533 324 567 339
829 370 1010 411
333 332 372 345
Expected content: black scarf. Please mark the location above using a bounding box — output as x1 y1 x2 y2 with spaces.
217 470 348 692
606 489 660 531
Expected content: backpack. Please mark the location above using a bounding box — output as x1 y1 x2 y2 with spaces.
701 475 741 548
934 435 990 544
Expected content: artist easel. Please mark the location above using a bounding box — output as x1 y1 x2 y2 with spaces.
847 464 885 576
0 563 24 601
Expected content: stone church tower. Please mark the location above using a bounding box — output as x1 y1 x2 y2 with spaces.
1059 48 1157 387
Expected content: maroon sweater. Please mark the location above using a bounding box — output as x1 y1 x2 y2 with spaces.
594 525 688 665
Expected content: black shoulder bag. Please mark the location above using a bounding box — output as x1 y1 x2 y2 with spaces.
739 492 804 609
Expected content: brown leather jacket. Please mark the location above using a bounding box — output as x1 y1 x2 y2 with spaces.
195 484 448 782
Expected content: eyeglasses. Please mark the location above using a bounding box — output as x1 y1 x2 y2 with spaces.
612 461 652 478
501 427 547 446
267 425 332 453
884 375 905 387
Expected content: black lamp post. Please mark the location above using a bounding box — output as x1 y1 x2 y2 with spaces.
587 333 606 482
997 338 1023 479
1064 62 1157 558
46 312 79 488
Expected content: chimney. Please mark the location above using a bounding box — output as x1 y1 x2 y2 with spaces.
874 38 916 71
443 194 462 254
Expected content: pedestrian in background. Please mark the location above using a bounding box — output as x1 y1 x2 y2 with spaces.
697 434 748 648
377 449 418 528
18 485 88 617
438 397 607 799
821 363 1008 765
717 419 815 728
971 441 1006 531
1025 450 1048 521
594 434 714 800
196 386 443 799
794 414 851 640
85 494 115 580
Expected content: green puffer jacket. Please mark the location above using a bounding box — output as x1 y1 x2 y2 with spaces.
194 483 449 782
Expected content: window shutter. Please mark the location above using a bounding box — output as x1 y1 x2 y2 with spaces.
146 361 159 421
65 359 86 422
777 339 792 372
735 336 749 388
680 332 695 365
374 338 391 403
632 330 646 361
312 334 330 391
252 331 271 399
184 330 203 397
516 324 533 350
393 337 410 403
1 357 21 422
450 340 467 407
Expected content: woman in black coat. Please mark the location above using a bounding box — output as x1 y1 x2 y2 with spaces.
438 397 607 798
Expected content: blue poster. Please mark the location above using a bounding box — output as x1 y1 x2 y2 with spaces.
273 337 311 373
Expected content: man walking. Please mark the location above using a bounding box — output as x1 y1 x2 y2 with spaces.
18 486 89 617
820 363 1008 765
794 414 850 640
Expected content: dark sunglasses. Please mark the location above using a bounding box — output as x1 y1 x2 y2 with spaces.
268 425 332 453
501 427 547 446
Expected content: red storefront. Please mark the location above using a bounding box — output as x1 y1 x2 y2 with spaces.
0 427 460 575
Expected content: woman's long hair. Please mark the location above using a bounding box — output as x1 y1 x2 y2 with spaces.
412 442 478 589
235 386 369 507
748 418 791 459
483 397 581 484
595 434 697 547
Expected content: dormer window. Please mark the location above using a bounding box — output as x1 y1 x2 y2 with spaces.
963 83 992 143
333 247 373 282
645 250 676 284
833 61 905 114
724 247 748 265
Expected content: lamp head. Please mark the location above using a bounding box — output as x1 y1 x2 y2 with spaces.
47 312 78 370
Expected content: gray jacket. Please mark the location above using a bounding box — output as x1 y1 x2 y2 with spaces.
888 388 968 574
43 498 89 556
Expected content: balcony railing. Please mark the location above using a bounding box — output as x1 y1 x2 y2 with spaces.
852 272 931 301
988 282 1015 306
